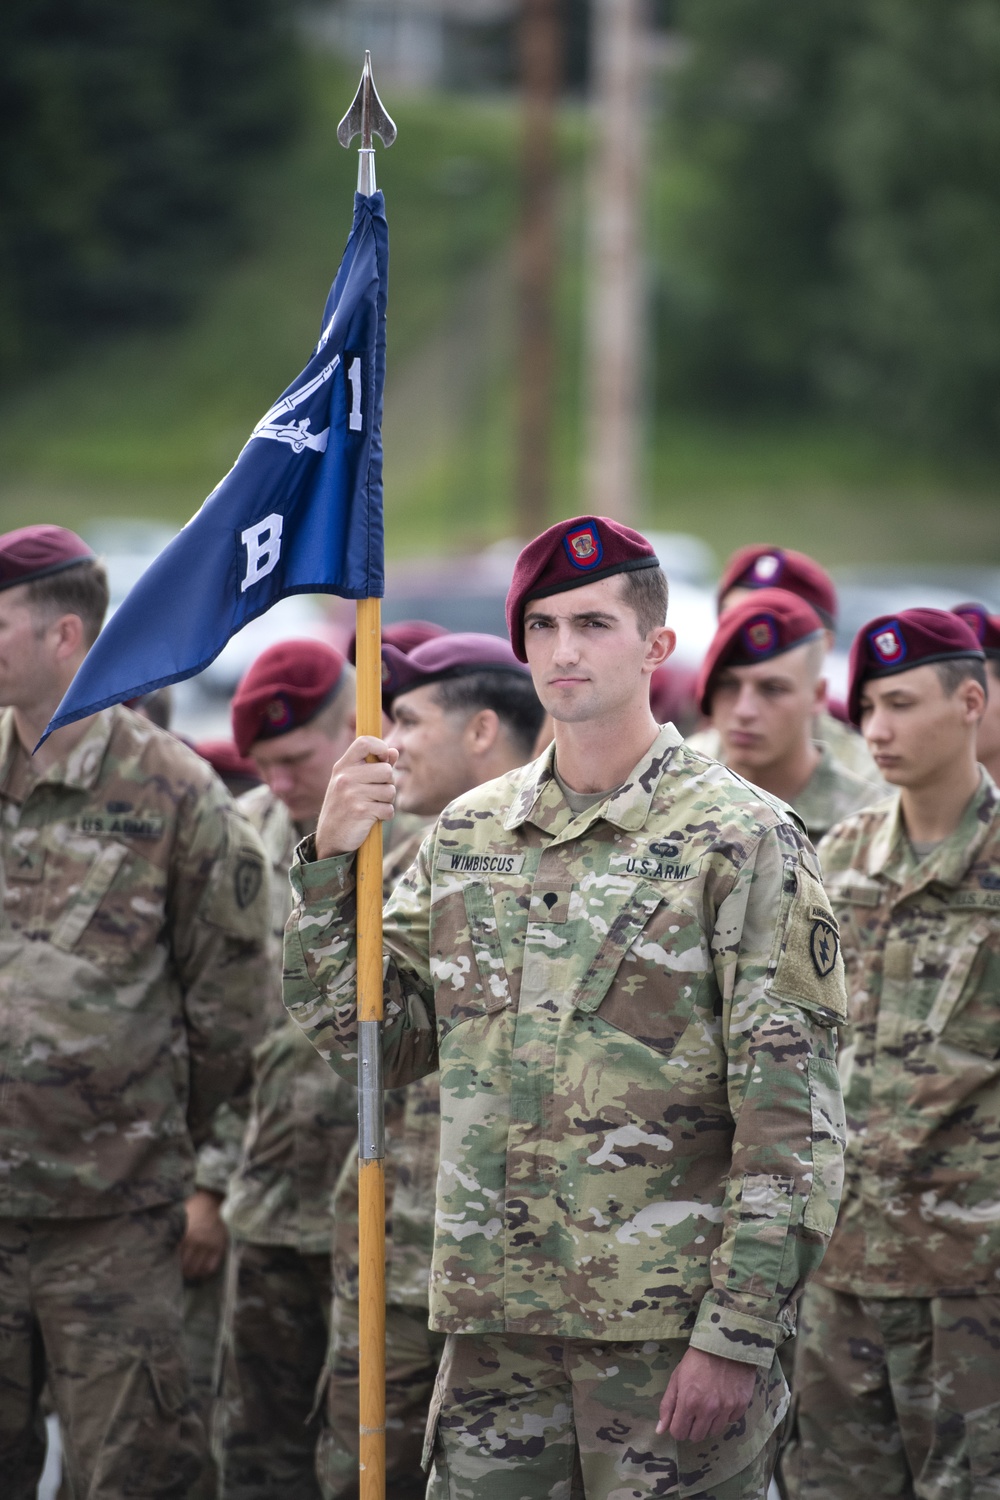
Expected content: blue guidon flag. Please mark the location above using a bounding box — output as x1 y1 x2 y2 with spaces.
43 191 389 742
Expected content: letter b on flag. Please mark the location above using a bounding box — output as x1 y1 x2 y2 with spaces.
241 514 283 593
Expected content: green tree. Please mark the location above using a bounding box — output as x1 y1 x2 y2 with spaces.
0 0 300 381
654 0 859 410
823 0 1000 452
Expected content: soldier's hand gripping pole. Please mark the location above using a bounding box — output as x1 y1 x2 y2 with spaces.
339 54 395 1500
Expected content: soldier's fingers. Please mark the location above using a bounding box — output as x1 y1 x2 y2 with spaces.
344 735 396 765
656 1376 678 1436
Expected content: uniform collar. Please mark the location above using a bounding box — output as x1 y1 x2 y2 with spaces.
0 705 115 800
503 722 684 839
866 768 999 890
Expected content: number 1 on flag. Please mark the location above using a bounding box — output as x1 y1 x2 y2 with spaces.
348 356 363 431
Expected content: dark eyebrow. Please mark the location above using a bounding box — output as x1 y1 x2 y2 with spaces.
524 607 618 625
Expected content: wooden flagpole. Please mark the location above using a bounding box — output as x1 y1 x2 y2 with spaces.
338 54 396 1500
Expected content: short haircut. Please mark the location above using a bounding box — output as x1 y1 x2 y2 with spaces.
433 670 545 757
23 560 110 647
312 663 356 736
934 658 987 697
618 567 669 639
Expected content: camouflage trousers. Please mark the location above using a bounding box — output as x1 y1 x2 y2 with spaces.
423 1332 787 1500
183 1260 227 1493
214 1238 332 1499
0 1205 208 1500
318 1293 446 1500
779 1283 1000 1499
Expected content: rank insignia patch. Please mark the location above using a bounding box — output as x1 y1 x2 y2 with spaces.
563 524 603 571
810 918 839 978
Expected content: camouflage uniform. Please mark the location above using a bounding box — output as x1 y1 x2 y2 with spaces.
285 725 848 1499
215 783 357 1500
0 704 270 1499
780 772 1000 1499
319 825 445 1500
790 743 884 844
688 711 880 784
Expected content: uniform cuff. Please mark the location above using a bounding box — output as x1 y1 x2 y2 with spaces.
290 843 356 895
690 1298 786 1368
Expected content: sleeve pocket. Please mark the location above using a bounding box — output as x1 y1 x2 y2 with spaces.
803 1055 846 1235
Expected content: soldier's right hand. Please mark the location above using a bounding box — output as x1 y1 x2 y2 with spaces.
316 736 398 858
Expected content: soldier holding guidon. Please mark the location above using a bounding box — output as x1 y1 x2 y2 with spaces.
780 608 1000 1498
284 516 848 1500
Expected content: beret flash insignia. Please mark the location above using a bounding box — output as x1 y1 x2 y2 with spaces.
752 553 782 583
742 615 778 656
265 695 293 729
563 524 603 570
870 623 906 665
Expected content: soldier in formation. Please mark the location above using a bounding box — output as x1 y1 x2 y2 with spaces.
0 525 271 1499
284 515 848 1500
953 602 1000 785
696 587 883 842
779 608 1000 1497
689 544 877 780
214 640 360 1500
319 631 545 1500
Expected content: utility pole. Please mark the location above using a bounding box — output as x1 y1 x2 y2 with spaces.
514 0 563 538
584 0 647 523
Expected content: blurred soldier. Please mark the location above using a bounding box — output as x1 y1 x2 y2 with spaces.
0 525 270 1499
779 609 1000 1499
195 739 263 798
689 545 876 778
318 633 545 1500
697 589 883 842
953 602 1000 783
285 516 847 1500
214 641 359 1500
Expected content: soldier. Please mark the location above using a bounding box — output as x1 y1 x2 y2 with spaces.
689 545 876 779
0 524 271 1499
696 588 883 842
214 640 360 1500
319 632 545 1500
778 608 1000 1498
953 602 1000 784
285 515 847 1500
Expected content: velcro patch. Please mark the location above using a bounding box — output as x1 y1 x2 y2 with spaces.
437 852 526 876
770 869 847 1023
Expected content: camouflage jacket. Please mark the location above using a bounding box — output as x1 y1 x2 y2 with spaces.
816 771 1000 1297
0 705 271 1218
332 823 440 1308
224 784 357 1253
688 711 881 784
789 744 884 844
285 724 847 1363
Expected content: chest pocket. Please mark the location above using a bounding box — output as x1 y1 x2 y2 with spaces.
924 920 1000 1059
575 882 714 1054
50 842 129 953
462 882 511 1016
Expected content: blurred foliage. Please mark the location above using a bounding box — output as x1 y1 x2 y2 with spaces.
0 0 300 382
658 0 1000 455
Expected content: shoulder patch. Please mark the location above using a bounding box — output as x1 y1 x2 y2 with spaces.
234 857 264 910
770 867 847 1023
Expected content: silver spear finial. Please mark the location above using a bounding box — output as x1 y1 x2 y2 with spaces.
338 51 397 196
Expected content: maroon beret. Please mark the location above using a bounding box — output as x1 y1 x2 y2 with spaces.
847 608 985 726
717 545 837 629
952 602 1000 660
0 524 95 594
193 738 261 789
649 661 698 727
231 639 347 755
383 632 530 709
347 618 447 665
696 588 825 715
505 516 659 662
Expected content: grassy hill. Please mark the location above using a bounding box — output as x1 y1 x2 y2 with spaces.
0 51 997 568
